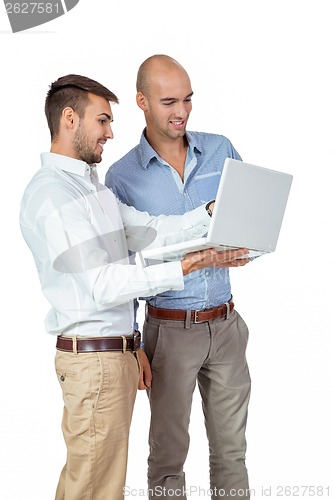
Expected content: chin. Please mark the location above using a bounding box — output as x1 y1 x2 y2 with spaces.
89 153 102 164
173 131 186 138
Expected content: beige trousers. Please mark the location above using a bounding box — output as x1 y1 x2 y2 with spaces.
54 350 139 500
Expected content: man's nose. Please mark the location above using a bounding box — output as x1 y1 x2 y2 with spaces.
173 101 189 117
106 123 114 139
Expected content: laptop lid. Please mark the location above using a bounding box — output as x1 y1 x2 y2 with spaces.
141 158 293 261
206 158 293 252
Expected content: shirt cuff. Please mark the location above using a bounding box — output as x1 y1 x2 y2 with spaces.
143 260 184 294
181 204 211 235
187 203 212 227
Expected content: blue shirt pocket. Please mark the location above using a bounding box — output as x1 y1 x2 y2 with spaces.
193 171 222 203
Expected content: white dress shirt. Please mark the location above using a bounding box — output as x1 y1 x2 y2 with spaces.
20 153 211 337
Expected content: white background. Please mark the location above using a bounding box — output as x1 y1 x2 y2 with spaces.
1 1 332 498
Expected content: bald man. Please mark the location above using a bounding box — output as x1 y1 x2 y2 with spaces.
106 55 252 500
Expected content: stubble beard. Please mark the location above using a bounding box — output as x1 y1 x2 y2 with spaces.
73 124 100 165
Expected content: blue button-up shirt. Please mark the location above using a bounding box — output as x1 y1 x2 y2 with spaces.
105 130 241 310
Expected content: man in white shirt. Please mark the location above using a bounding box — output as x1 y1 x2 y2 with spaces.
20 74 249 500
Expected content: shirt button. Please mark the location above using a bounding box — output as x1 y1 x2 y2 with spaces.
60 375 65 382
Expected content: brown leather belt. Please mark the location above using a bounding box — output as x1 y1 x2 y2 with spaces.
56 335 139 353
147 302 234 323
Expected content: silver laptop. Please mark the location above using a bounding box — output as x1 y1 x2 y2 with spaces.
141 158 293 261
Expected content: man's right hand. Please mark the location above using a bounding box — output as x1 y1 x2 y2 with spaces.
181 248 250 275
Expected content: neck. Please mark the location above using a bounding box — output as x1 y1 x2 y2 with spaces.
50 140 76 159
145 130 188 182
146 131 187 161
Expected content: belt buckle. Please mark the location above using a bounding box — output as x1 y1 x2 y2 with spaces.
194 310 203 324
121 336 127 353
225 301 231 320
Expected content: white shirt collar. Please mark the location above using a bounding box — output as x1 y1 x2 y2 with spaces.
41 151 95 180
40 152 100 191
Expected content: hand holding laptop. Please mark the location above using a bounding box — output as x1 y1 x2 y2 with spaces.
181 247 250 275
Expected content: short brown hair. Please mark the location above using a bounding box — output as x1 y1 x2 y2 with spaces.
45 74 119 140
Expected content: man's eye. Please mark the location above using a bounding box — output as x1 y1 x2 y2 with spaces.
99 119 106 125
163 101 175 106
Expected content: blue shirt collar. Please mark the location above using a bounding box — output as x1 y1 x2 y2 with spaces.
138 129 202 170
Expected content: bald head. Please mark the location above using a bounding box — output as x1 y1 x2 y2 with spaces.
136 55 190 97
135 55 193 144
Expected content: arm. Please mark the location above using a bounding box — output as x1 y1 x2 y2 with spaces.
118 198 212 252
39 185 185 311
43 186 246 311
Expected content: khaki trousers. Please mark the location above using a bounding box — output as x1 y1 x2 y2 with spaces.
54 350 139 500
144 310 251 500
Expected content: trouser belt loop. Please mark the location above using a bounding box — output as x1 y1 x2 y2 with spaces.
122 336 127 354
225 301 230 320
185 309 191 329
72 336 78 355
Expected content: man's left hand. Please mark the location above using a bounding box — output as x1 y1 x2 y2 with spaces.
136 349 152 390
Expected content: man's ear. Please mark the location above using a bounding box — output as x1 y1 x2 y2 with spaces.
136 92 148 111
62 107 77 130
